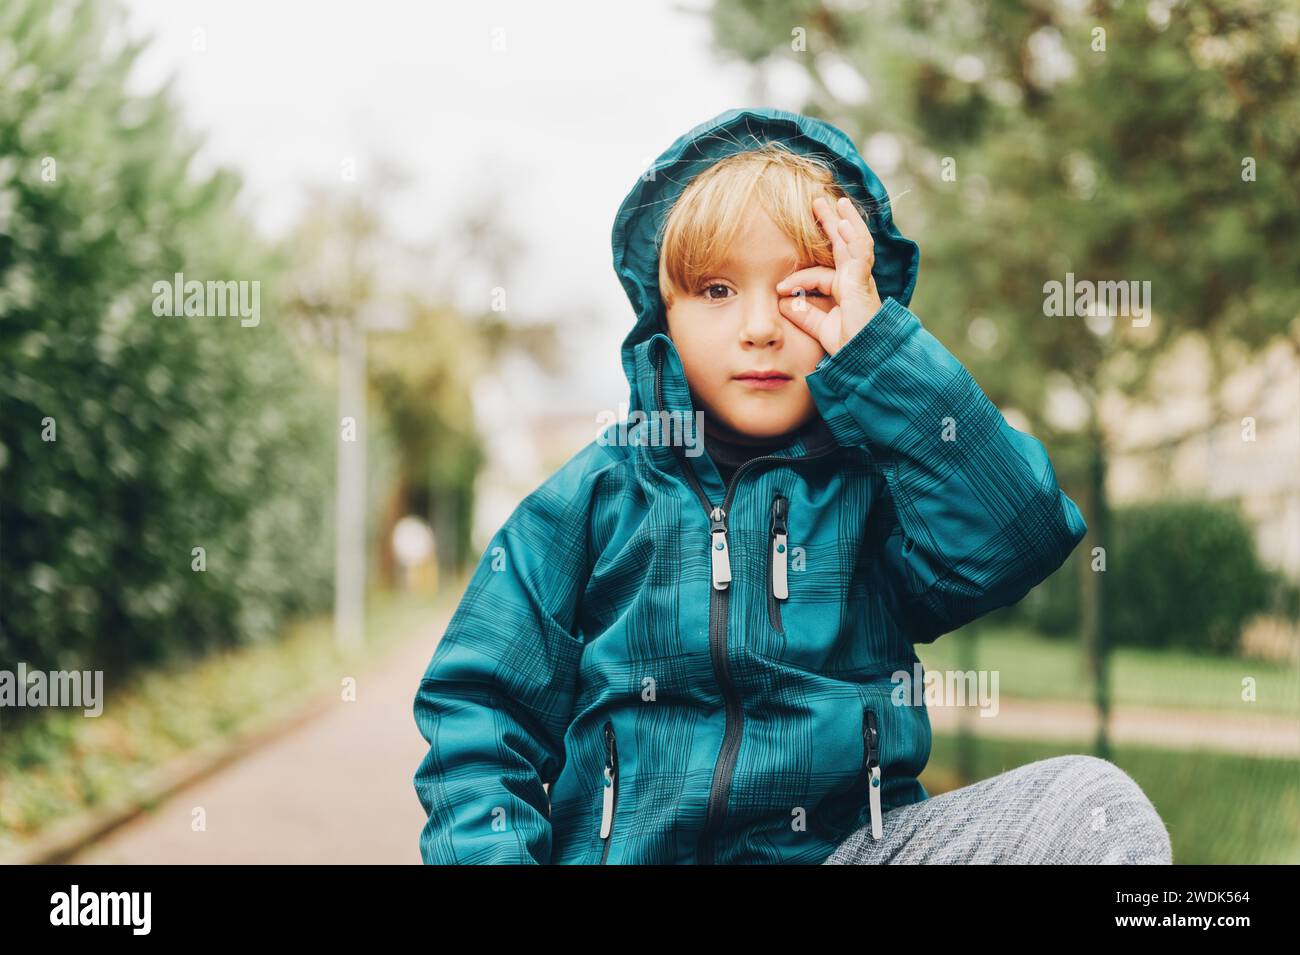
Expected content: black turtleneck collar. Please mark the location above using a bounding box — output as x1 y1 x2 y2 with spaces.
703 414 837 485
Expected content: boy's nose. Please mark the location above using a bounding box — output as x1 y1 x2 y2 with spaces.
739 296 784 346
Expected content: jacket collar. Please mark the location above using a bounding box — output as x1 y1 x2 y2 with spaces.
629 333 840 501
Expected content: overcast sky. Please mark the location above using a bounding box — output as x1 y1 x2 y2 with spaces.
118 0 803 414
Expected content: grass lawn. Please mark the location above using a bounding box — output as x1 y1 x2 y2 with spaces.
923 733 1300 864
0 584 461 857
915 624 1300 717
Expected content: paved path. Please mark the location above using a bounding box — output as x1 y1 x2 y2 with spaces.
928 695 1299 757
70 612 451 864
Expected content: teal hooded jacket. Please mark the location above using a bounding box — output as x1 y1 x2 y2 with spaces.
413 108 1088 865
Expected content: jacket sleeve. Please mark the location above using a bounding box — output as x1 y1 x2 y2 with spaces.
413 444 606 864
805 297 1088 644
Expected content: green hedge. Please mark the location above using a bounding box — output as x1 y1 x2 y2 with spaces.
0 0 334 684
1016 497 1280 655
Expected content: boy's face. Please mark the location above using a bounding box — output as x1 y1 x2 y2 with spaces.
664 205 827 444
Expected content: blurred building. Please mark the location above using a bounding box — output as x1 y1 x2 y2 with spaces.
1108 336 1300 579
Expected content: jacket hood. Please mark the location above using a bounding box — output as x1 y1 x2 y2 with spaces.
611 108 921 418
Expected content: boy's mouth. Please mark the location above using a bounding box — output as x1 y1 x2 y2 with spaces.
734 369 793 390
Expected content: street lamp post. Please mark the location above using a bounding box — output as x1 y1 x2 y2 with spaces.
333 303 409 651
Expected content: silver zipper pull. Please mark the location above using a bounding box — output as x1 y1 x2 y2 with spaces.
600 765 615 838
868 766 883 840
600 722 617 839
770 495 788 600
865 709 883 840
709 506 731 590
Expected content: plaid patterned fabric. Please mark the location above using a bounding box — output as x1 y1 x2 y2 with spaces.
413 109 1088 864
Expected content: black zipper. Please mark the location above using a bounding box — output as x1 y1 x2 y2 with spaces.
653 346 838 864
767 492 788 633
598 719 618 864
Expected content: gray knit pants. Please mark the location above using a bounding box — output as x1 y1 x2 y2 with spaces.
822 754 1173 864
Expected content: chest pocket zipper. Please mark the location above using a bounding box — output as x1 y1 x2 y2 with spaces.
599 720 619 863
768 492 789 633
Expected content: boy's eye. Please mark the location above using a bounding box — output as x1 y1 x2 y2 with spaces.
700 283 733 301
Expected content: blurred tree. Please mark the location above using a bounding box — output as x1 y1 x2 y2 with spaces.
0 0 335 688
1023 498 1275 655
710 0 1300 754
282 169 564 585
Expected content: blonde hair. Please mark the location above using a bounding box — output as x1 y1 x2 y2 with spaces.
657 142 865 311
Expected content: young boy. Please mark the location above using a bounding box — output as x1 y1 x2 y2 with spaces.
413 108 1172 865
